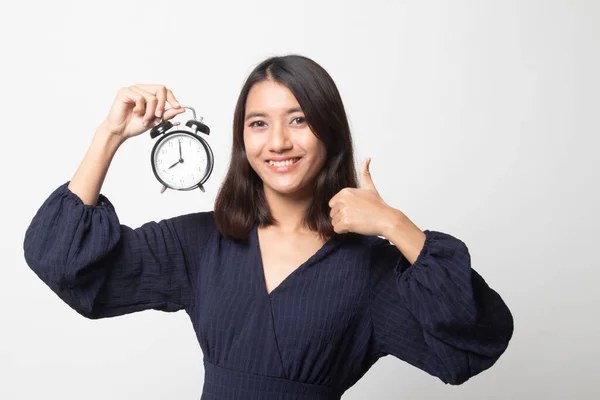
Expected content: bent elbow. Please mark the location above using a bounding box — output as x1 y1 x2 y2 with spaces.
25 255 104 320
438 362 473 385
441 347 511 386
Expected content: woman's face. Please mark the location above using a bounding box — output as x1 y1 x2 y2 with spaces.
243 80 327 197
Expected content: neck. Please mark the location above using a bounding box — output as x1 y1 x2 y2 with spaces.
263 184 314 234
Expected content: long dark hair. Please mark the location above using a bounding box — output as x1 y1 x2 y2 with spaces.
214 54 357 242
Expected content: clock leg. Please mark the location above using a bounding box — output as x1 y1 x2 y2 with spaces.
160 185 168 194
198 183 205 193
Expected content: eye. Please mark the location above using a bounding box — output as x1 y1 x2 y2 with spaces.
249 120 266 128
291 116 306 125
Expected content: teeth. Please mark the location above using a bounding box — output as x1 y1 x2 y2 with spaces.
268 158 299 167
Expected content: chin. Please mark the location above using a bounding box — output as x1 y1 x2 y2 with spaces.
266 185 300 196
263 181 309 196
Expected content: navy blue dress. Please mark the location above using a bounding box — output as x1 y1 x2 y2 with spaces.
23 181 514 399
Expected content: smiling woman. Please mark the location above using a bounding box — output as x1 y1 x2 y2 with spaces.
23 54 513 400
214 55 357 241
244 80 327 195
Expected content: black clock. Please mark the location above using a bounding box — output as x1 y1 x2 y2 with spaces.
149 106 213 193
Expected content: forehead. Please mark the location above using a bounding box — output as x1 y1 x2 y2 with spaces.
245 80 300 111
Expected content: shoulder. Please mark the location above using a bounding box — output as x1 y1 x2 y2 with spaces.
171 210 215 227
162 210 217 242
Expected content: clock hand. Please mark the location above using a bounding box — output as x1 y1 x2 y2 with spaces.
178 139 182 160
168 160 180 169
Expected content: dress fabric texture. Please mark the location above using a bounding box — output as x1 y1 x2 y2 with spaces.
23 182 514 399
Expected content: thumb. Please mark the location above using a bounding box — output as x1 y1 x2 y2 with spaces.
360 157 376 190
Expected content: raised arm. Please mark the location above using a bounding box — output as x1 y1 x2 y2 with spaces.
67 84 185 206
22 84 214 319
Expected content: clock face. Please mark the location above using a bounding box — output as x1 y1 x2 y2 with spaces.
152 132 210 190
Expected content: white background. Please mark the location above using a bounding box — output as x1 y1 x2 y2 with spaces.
1 0 598 399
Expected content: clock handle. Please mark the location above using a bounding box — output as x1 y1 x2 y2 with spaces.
164 105 197 120
151 104 196 139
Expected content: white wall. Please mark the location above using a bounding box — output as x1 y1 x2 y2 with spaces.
2 0 598 399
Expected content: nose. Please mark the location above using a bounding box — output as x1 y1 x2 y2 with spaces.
268 123 292 153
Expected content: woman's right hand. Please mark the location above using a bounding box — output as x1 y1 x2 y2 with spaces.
102 84 186 141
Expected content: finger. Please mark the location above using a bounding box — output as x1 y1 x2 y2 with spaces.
129 86 157 123
155 86 167 119
330 206 341 221
120 88 145 117
136 84 180 104
332 209 342 227
332 222 340 234
328 188 347 208
160 88 184 120
163 107 186 120
328 194 337 208
165 88 182 109
130 86 158 124
360 157 375 190
332 213 347 234
328 194 339 209
135 84 168 116
135 84 182 114
331 215 339 233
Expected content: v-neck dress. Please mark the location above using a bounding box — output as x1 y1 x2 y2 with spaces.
23 182 514 399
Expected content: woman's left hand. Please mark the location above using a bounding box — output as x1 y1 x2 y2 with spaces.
329 158 398 236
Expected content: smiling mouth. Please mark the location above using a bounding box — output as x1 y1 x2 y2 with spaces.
266 157 301 167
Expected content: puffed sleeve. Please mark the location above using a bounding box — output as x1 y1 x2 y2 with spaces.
23 181 215 319
368 229 514 385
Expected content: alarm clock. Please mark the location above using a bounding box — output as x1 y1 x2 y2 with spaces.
149 105 214 193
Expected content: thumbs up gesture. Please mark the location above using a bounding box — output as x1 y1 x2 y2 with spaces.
329 158 397 236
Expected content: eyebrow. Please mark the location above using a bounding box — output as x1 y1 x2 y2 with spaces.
245 107 303 121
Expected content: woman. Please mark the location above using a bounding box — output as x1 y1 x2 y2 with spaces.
23 54 514 399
